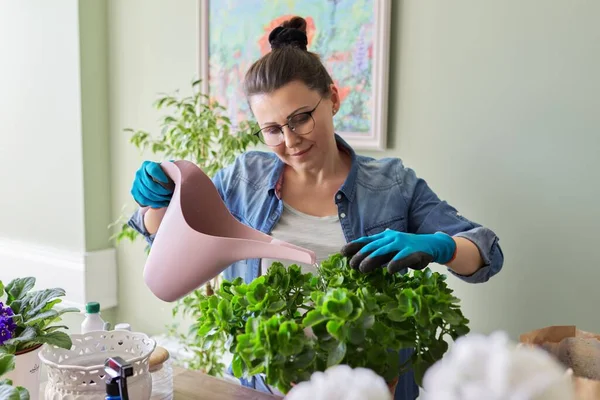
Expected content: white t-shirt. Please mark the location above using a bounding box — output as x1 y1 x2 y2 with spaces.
260 201 347 276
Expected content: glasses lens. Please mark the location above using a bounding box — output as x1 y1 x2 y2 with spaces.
259 126 283 146
289 113 315 135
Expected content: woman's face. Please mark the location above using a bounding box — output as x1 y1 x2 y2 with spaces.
249 80 340 171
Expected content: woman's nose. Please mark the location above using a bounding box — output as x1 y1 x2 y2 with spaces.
283 126 302 148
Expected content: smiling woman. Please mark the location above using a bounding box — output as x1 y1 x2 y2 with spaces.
127 15 504 400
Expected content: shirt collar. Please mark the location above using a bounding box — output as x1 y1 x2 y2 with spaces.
267 133 359 202
335 134 359 202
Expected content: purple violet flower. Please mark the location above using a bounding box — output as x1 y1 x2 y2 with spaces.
0 301 17 346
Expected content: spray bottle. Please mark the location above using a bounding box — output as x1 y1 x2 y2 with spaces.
104 356 133 400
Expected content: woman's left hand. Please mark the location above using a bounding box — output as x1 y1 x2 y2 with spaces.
340 229 457 273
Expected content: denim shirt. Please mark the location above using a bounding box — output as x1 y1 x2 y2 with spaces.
128 134 504 399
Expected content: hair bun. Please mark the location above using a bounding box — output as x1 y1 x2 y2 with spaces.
268 17 308 51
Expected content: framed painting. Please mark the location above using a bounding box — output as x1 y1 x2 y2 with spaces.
197 0 391 151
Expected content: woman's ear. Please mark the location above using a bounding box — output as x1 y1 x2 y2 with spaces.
328 83 341 115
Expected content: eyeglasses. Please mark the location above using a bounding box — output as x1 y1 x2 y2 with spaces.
253 97 323 146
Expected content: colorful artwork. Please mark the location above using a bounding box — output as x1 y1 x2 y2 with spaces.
198 0 391 150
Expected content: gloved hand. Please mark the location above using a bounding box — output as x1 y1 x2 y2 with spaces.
340 229 457 273
130 161 174 208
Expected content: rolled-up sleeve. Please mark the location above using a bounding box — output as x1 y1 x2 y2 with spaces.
127 207 156 246
399 162 504 283
450 227 503 283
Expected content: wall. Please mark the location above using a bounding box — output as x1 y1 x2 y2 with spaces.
0 0 85 251
0 0 117 325
107 0 198 334
107 0 600 340
371 0 600 338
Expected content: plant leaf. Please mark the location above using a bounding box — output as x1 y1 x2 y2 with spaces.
327 341 346 367
58 307 80 316
24 288 66 319
16 386 29 400
44 325 69 333
5 278 35 303
4 326 37 347
36 331 72 349
267 300 285 313
25 310 58 326
217 300 232 321
348 325 365 345
302 310 328 327
231 353 243 377
0 354 15 376
0 385 20 400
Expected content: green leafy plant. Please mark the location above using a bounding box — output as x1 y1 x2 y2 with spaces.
0 353 29 400
193 253 470 394
109 79 261 374
0 277 78 355
110 79 260 246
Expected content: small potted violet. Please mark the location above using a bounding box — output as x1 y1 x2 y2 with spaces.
0 277 78 399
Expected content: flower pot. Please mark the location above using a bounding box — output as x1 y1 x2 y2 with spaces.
4 344 43 400
38 330 156 400
387 377 399 394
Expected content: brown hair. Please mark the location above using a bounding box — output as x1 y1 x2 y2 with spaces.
243 16 334 99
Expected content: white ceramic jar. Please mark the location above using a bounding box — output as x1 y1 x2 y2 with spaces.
39 330 156 400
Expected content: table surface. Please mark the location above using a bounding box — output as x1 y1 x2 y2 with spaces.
173 366 282 400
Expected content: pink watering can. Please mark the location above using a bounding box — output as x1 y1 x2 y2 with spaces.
143 160 316 302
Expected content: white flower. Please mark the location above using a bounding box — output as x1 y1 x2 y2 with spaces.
284 364 392 400
421 331 575 400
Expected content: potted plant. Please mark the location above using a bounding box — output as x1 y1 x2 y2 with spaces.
0 277 78 398
192 253 470 394
0 353 29 400
109 79 260 374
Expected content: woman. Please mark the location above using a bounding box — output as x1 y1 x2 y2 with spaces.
128 17 504 400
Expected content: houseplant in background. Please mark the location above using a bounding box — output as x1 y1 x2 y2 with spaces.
0 277 78 399
0 353 29 400
192 253 470 394
110 79 260 375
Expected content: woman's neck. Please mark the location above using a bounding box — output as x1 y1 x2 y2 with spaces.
287 148 351 186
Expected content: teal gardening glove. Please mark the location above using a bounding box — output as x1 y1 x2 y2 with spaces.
340 229 457 273
130 161 174 208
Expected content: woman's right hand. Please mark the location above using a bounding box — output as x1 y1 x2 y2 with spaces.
130 161 174 208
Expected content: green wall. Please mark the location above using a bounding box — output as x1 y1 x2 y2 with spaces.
79 0 113 252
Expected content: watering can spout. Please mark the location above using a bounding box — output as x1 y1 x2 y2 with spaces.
142 160 317 302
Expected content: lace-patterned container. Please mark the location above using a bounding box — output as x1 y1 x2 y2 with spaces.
39 330 156 400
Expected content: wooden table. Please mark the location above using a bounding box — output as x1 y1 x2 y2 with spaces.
173 366 282 399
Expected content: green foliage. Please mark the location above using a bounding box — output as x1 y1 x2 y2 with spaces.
0 353 29 400
0 277 78 355
165 285 227 377
192 253 470 394
110 79 260 246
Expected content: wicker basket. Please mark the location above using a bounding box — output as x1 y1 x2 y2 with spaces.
39 330 156 400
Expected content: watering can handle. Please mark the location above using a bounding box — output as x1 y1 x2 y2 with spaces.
151 170 176 192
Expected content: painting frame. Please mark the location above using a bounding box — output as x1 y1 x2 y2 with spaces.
197 0 392 151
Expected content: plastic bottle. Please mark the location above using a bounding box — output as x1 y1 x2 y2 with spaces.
114 323 131 331
81 302 106 333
